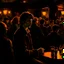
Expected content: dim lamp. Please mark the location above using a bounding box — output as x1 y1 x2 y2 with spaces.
3 10 8 15
42 11 47 16
0 11 2 14
61 11 64 15
8 10 11 14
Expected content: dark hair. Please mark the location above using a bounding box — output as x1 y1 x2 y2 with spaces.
52 25 59 31
40 19 44 24
3 18 9 23
32 19 36 24
20 12 33 25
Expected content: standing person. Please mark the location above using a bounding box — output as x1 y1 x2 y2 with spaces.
13 11 41 64
0 22 14 64
30 19 44 49
47 25 62 48
7 17 20 40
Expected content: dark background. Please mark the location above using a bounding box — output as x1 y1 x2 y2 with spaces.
0 0 64 19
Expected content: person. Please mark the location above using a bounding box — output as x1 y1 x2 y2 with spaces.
43 18 51 36
47 25 62 48
13 11 43 64
30 19 44 49
0 22 14 64
7 17 20 40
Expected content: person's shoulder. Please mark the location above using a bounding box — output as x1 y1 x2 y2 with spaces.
4 37 12 46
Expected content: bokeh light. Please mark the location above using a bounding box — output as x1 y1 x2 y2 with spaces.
3 10 8 15
61 11 64 15
0 11 2 14
42 11 47 16
8 10 11 14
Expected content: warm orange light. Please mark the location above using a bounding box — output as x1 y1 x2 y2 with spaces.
63 49 64 53
44 51 62 59
8 10 11 14
61 11 64 15
0 11 2 14
3 10 8 15
42 11 47 16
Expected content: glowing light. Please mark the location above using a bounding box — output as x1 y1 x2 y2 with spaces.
3 10 8 15
8 10 11 14
63 49 64 53
42 11 47 16
61 11 64 15
44 51 62 59
0 11 2 14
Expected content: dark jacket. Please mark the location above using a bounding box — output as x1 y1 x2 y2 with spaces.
13 26 34 64
47 32 62 47
0 36 14 64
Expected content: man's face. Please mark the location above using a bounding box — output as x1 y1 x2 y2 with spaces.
23 19 32 28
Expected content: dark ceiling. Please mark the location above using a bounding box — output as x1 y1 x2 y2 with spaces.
0 0 64 8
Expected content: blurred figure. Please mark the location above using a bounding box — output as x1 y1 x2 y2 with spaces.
58 24 64 44
7 17 20 40
34 17 40 27
3 18 11 29
13 11 41 64
43 18 51 36
30 18 44 49
47 25 62 49
49 20 55 30
40 19 44 31
0 22 14 64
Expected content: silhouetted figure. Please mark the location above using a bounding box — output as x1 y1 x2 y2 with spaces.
43 19 51 36
47 25 62 48
7 17 19 40
30 19 44 49
0 22 14 64
13 12 41 64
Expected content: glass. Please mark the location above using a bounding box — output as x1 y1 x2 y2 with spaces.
50 46 55 59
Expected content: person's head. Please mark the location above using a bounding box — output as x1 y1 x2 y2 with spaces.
52 25 59 32
40 19 44 25
0 22 8 36
50 20 54 25
20 11 34 28
3 18 9 24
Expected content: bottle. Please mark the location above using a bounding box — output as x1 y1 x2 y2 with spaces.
62 49 64 59
59 45 62 55
51 46 55 59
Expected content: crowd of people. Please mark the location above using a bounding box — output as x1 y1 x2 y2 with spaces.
1 11 64 64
